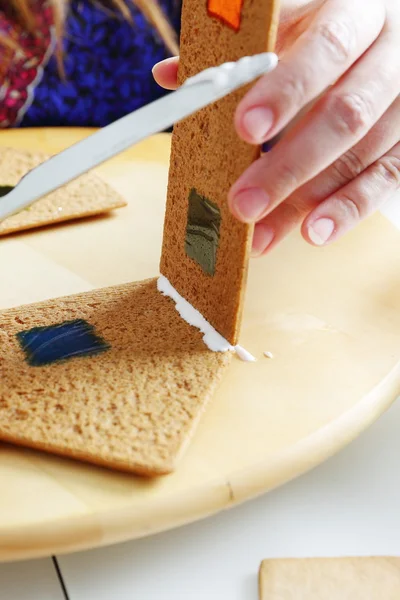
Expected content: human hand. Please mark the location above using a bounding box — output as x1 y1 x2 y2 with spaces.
153 0 400 256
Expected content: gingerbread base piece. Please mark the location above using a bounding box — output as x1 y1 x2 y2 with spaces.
0 279 230 475
0 147 126 236
259 557 400 599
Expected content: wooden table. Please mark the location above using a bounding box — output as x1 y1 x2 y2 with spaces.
0 128 399 561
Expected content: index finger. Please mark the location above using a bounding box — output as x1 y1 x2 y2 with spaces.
235 0 385 145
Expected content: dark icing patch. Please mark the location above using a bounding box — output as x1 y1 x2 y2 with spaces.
0 185 14 197
17 319 110 367
185 188 221 276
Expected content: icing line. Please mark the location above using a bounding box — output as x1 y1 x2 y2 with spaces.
157 275 256 362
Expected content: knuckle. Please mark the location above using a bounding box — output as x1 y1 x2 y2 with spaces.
283 199 307 224
327 92 375 136
375 155 400 189
316 19 354 63
276 162 303 195
279 69 307 111
331 149 367 184
337 193 364 221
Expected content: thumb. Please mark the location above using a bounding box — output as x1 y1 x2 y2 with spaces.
152 57 180 90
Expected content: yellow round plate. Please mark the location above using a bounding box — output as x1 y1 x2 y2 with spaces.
0 129 399 561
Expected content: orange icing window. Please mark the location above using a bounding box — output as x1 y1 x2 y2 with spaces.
207 0 244 31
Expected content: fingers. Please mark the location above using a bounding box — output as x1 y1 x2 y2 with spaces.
152 57 180 90
235 0 385 146
251 222 276 257
251 203 301 256
229 27 400 224
303 96 400 200
303 140 400 245
251 95 400 255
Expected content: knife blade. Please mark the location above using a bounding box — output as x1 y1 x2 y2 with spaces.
0 52 278 222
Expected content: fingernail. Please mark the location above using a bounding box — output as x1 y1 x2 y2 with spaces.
251 224 275 256
308 218 335 245
243 107 274 143
233 188 270 222
152 56 175 69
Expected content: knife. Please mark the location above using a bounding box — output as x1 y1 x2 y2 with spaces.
0 52 278 222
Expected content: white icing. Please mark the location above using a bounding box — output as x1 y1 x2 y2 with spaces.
235 345 257 362
263 351 274 359
157 276 256 362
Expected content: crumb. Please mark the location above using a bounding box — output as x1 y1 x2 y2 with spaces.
263 351 274 359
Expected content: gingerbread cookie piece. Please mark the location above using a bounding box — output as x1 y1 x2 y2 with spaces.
160 0 280 344
0 279 230 475
0 147 126 236
259 557 400 599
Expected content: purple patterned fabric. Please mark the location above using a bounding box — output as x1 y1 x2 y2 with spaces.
0 0 181 128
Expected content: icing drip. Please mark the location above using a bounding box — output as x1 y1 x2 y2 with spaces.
157 275 256 362
235 345 257 362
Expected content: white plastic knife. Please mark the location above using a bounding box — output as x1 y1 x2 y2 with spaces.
0 52 278 222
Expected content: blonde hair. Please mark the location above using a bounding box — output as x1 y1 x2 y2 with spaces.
0 0 179 71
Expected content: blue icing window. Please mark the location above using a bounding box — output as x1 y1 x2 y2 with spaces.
17 319 110 367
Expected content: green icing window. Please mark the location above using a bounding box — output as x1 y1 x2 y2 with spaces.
185 188 221 276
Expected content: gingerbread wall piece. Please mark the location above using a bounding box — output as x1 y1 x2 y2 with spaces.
160 0 280 344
